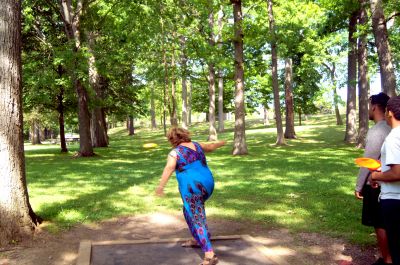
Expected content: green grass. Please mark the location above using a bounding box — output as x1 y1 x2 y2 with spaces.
25 115 372 244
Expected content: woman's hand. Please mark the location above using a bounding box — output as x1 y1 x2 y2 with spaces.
155 186 165 197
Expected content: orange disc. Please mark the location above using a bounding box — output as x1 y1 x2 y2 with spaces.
354 157 381 170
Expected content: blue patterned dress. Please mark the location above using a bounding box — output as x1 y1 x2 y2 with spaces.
172 142 214 252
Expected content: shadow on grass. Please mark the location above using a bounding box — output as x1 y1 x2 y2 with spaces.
25 118 371 245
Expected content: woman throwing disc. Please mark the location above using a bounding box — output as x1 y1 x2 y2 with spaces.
156 127 225 265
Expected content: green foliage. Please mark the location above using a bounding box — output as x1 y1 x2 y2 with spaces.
20 0 400 135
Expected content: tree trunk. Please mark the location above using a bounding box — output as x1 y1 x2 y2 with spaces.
208 63 217 141
88 33 108 148
208 0 218 141
231 0 248 155
56 65 68 152
150 84 157 129
344 11 358 144
188 80 192 125
0 0 40 246
161 19 168 135
128 116 134 136
333 87 343 126
284 58 296 139
30 119 42 145
324 62 343 126
180 36 188 129
76 80 94 155
264 107 270 126
60 0 94 156
217 6 225 133
370 0 397 97
357 0 369 148
267 0 285 145
217 70 225 133
298 109 302 126
170 46 178 126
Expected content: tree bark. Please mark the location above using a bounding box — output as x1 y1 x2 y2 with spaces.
264 107 270 126
188 80 192 125
323 62 343 125
231 0 248 155
208 0 217 141
180 36 188 129
370 0 397 97
344 11 358 143
150 83 157 129
76 79 93 155
298 109 302 126
170 44 178 126
333 87 343 125
217 6 225 133
267 0 285 145
88 33 108 148
161 18 168 135
30 119 42 145
0 0 40 246
59 0 94 156
357 0 369 148
57 66 68 153
284 58 296 139
128 116 134 136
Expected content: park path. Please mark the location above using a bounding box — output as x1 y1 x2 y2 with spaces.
0 213 376 265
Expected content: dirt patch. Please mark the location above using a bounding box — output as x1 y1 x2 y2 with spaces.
0 213 378 265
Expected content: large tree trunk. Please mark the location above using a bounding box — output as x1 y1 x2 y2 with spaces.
57 66 68 153
76 80 94 155
60 0 94 156
231 0 248 155
217 6 225 133
370 0 397 97
180 36 188 129
88 33 108 148
284 58 296 139
267 0 285 145
0 0 40 246
208 0 218 141
344 11 358 144
357 0 369 148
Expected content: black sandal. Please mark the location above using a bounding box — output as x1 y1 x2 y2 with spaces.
199 254 218 265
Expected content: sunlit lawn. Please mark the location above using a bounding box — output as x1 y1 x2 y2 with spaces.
25 115 372 245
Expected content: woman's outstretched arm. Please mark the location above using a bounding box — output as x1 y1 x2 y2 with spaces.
155 152 177 196
199 140 226 153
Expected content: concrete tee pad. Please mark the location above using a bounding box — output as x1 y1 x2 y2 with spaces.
77 235 284 265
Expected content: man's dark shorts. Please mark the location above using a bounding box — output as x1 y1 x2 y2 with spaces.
362 184 384 228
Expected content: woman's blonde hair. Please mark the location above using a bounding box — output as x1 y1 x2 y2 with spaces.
167 127 191 147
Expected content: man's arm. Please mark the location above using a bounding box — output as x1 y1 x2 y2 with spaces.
355 128 386 195
371 164 400 182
